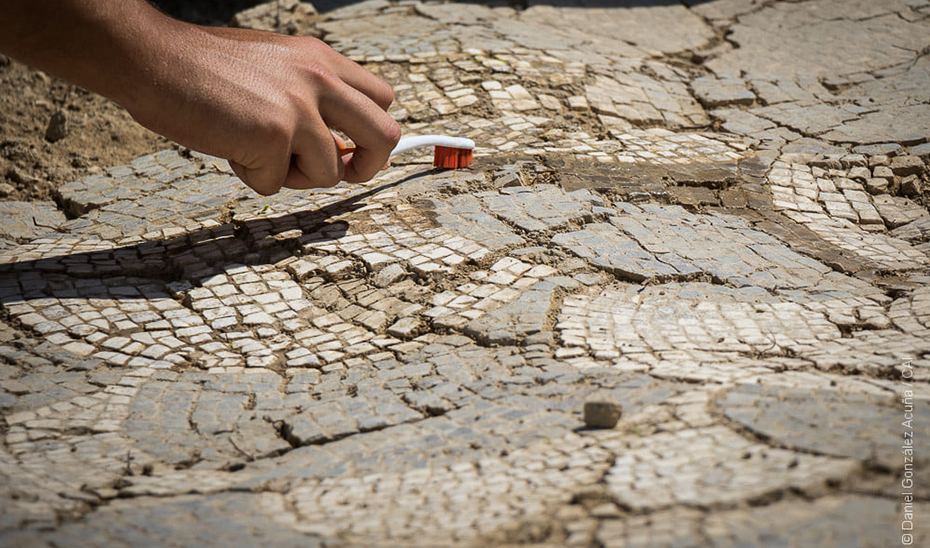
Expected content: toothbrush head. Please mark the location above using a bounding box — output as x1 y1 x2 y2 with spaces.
433 145 474 169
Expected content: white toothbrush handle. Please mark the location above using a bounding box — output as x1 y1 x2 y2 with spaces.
391 135 475 156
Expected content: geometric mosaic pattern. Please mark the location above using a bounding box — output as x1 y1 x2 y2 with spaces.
2 0 929 546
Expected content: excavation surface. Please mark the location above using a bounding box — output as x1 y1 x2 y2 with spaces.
1 1 929 546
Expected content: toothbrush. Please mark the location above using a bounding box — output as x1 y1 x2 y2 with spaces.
338 135 475 169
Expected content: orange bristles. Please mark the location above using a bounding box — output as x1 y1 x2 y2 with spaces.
433 146 474 169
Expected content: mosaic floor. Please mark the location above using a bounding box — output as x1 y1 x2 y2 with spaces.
2 0 929 546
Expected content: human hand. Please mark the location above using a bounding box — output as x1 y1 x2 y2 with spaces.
0 1 399 196
125 22 400 195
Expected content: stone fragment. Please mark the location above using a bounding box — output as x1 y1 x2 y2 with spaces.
901 175 923 197
584 398 622 429
869 154 889 167
45 109 68 142
890 155 925 177
538 94 562 111
912 142 930 160
372 263 406 287
568 96 589 111
864 178 888 195
891 216 930 243
840 154 867 168
847 166 870 180
5 165 37 186
668 186 718 206
387 317 421 339
872 165 894 180
873 195 927 229
691 74 755 107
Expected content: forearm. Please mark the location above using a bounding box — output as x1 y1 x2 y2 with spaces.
0 0 184 110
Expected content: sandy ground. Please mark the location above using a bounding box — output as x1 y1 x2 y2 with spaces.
0 0 279 203
0 55 171 202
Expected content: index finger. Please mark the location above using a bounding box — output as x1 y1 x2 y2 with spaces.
321 85 401 183
314 40 394 110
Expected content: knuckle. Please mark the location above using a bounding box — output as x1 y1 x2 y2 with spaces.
304 63 339 94
299 35 330 54
382 118 402 148
255 118 293 154
267 111 296 141
371 78 395 109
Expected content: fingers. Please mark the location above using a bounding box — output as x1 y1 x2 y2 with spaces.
232 106 368 195
312 40 395 110
225 36 399 194
320 84 401 183
286 120 345 190
228 157 287 196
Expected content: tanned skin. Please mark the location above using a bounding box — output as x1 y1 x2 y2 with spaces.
0 0 401 195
